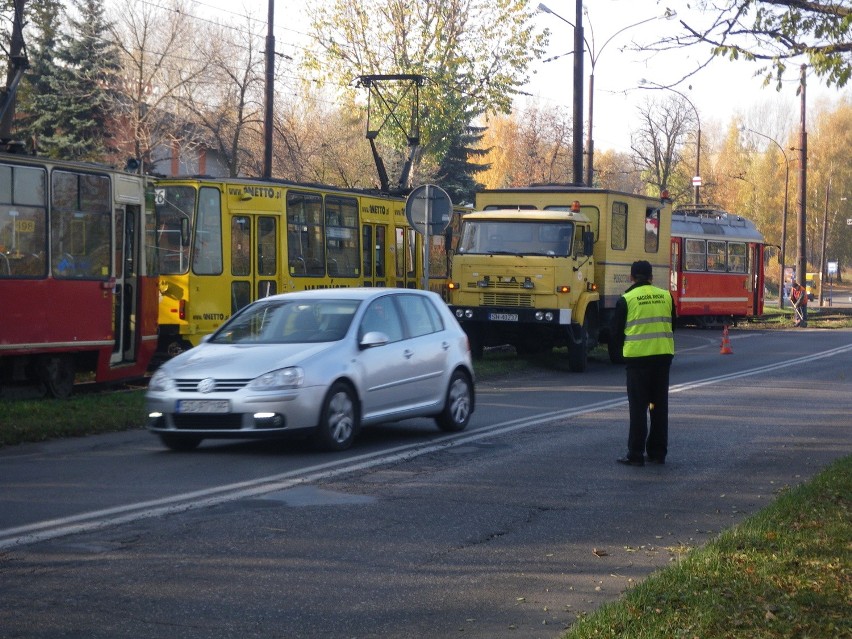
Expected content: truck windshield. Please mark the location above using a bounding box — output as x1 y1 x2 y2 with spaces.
458 220 575 256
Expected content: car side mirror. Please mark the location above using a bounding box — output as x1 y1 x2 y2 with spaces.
359 331 390 349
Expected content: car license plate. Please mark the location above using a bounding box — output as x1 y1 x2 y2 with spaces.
177 400 230 413
489 313 518 322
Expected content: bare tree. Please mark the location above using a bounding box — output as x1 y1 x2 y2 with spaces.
630 95 696 202
176 13 266 178
107 0 211 173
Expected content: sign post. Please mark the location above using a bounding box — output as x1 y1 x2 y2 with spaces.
827 260 838 307
405 184 452 290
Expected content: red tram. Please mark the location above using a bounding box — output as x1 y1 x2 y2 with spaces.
0 154 158 397
669 204 766 327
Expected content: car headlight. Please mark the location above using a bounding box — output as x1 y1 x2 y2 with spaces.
249 367 305 391
148 369 176 392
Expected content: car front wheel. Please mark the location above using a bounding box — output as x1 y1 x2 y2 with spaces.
436 370 473 432
314 382 358 451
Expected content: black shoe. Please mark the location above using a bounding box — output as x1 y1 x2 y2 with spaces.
646 456 665 465
616 456 644 467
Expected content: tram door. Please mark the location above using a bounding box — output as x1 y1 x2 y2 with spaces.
362 224 388 287
395 227 418 288
750 243 761 315
111 205 140 365
230 214 279 315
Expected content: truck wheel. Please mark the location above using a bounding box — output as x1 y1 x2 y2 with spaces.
567 318 588 372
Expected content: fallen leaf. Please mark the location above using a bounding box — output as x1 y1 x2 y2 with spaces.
592 548 609 557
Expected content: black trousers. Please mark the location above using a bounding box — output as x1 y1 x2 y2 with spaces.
625 364 670 460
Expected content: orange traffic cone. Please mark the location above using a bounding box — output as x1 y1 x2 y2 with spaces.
720 325 733 355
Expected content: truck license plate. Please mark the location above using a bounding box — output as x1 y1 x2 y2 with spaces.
177 400 230 413
489 313 519 322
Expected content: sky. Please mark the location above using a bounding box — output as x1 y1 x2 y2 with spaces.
121 0 849 155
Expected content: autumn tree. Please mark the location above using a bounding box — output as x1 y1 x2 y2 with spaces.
804 99 852 276
478 103 574 188
593 149 644 193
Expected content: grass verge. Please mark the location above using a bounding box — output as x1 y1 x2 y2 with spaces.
0 389 146 447
563 455 852 638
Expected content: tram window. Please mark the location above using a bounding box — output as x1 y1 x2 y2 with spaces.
51 171 111 279
231 216 251 276
231 281 251 314
684 238 706 271
362 225 373 277
645 207 660 253
155 185 195 275
707 240 726 272
0 165 47 278
257 216 276 276
325 196 359 277
395 227 416 279
728 242 747 273
611 202 627 250
286 191 324 276
192 187 222 275
429 234 446 277
375 226 386 278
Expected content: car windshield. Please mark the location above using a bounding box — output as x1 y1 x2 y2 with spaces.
211 299 360 344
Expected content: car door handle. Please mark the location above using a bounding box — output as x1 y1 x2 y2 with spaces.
441 341 450 351
403 349 413 359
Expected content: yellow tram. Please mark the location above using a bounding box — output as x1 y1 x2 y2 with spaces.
153 176 455 356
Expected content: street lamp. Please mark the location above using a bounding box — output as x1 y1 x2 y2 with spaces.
640 80 701 204
539 5 676 187
537 1 584 185
739 125 791 309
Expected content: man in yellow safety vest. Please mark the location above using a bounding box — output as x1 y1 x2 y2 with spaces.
610 260 676 466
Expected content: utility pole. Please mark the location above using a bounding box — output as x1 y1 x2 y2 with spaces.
572 0 583 185
262 0 275 178
796 65 808 285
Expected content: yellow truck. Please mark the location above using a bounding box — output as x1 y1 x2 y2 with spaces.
446 186 671 371
805 272 821 302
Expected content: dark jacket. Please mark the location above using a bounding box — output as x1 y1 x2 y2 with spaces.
611 280 677 369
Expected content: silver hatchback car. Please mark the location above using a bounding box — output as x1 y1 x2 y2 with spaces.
146 288 475 451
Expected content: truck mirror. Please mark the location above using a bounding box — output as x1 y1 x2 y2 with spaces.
583 231 594 256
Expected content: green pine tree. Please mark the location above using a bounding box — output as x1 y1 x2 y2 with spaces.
32 0 121 161
15 0 65 152
436 112 490 207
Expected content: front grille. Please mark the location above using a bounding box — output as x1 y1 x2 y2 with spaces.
173 414 244 430
482 293 533 307
175 378 252 392
467 280 527 289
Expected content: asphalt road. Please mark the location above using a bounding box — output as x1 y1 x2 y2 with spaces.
1 327 850 639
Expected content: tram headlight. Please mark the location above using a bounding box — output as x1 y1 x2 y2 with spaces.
148 369 176 392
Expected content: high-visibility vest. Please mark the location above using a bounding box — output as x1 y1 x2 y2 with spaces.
622 285 675 358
